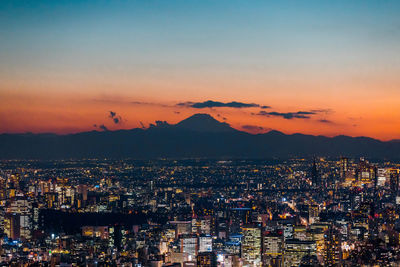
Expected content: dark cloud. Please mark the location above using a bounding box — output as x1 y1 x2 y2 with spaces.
177 100 263 109
261 105 271 109
310 109 332 114
174 111 180 114
108 111 123 124
257 110 316 119
242 125 272 134
99 124 108 131
109 111 116 118
318 119 334 124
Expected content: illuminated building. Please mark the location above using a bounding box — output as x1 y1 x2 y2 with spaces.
339 157 349 181
284 239 316 267
199 235 213 252
225 234 242 255
389 168 399 195
241 225 262 266
173 221 192 238
308 204 319 225
311 159 319 187
229 208 252 234
180 234 198 259
262 230 284 267
356 158 375 183
5 198 32 240
197 252 217 267
323 227 342 266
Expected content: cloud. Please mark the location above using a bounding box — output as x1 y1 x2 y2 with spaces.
108 110 123 124
99 124 108 131
130 101 170 108
139 121 146 129
310 109 333 114
256 110 317 119
318 119 334 124
177 100 266 109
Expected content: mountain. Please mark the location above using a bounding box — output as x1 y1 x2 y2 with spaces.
0 113 399 160
174 113 235 132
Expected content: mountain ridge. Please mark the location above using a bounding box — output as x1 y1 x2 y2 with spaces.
0 113 398 160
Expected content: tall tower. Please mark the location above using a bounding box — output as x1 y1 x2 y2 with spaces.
241 225 262 266
389 169 399 195
339 157 349 181
323 226 342 266
311 158 319 188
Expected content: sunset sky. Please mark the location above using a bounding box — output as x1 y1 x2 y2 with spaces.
1 0 400 140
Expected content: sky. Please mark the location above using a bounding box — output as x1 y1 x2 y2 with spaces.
1 0 400 140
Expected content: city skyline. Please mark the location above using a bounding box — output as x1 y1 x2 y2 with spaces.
1 1 400 140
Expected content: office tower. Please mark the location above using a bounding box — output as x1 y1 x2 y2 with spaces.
339 157 349 181
180 234 198 260
308 204 319 225
5 198 32 241
389 168 399 195
284 240 316 267
311 159 319 187
323 227 342 266
356 158 375 183
241 225 262 266
262 230 284 267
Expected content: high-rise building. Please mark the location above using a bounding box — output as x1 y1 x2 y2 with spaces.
311 159 319 187
180 234 198 260
356 159 375 183
262 230 284 267
323 227 342 266
284 239 316 267
339 157 349 181
389 168 399 195
308 204 319 225
199 235 213 253
5 198 32 240
241 225 262 266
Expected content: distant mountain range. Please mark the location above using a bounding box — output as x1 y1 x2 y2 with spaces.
1 113 399 160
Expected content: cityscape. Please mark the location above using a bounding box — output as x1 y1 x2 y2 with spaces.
2 0 400 266
1 157 400 266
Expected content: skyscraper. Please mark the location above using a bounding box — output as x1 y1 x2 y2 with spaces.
339 157 349 181
311 159 319 188
323 226 342 266
389 168 399 195
262 230 284 267
242 225 262 266
284 239 317 267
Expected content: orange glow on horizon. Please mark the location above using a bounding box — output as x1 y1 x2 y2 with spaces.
1 88 399 141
